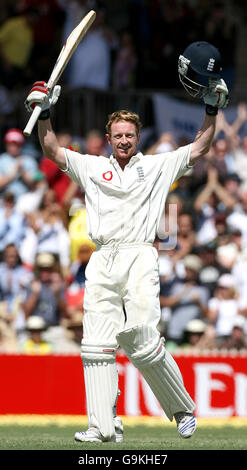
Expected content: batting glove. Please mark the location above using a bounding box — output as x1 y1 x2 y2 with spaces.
25 81 61 120
203 78 229 115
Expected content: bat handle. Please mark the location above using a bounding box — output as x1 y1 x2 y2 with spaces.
23 105 43 136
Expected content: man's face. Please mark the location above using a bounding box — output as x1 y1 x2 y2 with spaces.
86 136 104 156
106 120 140 163
4 246 18 268
6 142 22 157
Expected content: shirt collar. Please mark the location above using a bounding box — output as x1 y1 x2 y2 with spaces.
109 152 142 167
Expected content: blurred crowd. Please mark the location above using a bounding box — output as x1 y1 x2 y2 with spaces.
0 0 247 355
154 104 247 353
1 103 247 355
0 0 241 93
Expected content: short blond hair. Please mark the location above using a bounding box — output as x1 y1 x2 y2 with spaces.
106 110 142 135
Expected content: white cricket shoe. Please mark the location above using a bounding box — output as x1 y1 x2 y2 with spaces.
175 413 197 439
114 416 124 443
74 416 123 443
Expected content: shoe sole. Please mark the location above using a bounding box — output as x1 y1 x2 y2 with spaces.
74 433 123 443
74 433 103 443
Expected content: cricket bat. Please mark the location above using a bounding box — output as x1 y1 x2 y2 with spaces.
23 10 96 136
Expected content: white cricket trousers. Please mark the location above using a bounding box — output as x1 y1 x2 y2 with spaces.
81 243 195 439
83 243 161 339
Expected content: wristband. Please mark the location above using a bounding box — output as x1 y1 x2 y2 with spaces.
205 104 218 116
38 109 50 120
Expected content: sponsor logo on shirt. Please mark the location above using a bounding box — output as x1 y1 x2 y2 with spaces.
102 171 113 181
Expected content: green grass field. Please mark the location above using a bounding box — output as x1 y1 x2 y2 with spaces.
0 415 246 451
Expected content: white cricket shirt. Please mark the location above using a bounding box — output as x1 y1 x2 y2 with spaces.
62 145 191 246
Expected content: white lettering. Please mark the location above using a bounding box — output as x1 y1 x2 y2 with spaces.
125 363 141 415
235 373 247 416
125 362 163 416
140 375 163 416
194 363 234 417
78 455 113 467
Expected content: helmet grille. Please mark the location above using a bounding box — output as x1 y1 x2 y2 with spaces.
178 53 208 98
178 73 207 98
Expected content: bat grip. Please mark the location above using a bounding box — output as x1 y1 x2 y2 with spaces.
23 105 43 136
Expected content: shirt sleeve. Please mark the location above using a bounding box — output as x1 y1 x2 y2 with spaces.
166 143 192 183
151 143 192 189
153 144 191 188
61 148 88 190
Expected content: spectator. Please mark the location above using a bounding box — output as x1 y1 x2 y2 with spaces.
0 192 26 255
19 189 70 273
213 213 231 247
69 240 95 288
196 243 223 296
219 315 247 351
0 243 32 335
113 29 137 89
145 132 177 155
201 1 238 89
20 315 53 354
0 7 40 88
192 146 215 189
180 319 208 350
60 311 83 353
83 129 108 156
18 1 65 82
14 170 48 215
192 111 234 188
176 212 196 261
207 273 247 346
212 138 235 176
216 242 239 272
63 8 111 89
194 165 236 245
58 0 91 44
222 173 242 205
160 254 210 345
65 281 84 318
218 103 247 186
65 238 95 317
0 128 38 200
227 189 247 248
0 317 18 353
39 130 73 205
232 134 247 189
22 252 67 328
0 85 15 150
173 171 194 204
230 228 243 253
232 247 247 306
68 200 96 258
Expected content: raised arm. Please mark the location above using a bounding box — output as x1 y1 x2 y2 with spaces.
38 119 66 170
190 78 229 164
190 113 216 164
25 81 66 169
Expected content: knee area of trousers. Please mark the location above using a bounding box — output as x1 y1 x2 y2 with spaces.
116 324 165 367
81 341 117 363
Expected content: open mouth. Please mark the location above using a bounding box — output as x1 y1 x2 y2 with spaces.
118 147 130 153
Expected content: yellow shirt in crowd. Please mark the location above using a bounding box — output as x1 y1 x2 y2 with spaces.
21 339 53 355
0 16 33 67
